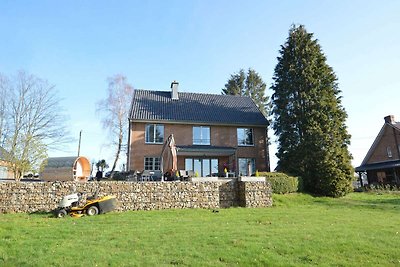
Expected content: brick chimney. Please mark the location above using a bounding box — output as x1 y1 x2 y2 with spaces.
384 115 395 124
171 81 179 100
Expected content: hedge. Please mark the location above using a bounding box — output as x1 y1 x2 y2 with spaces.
258 172 301 194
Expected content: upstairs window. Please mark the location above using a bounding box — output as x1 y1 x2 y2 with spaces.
193 126 210 145
387 146 392 158
145 124 164 144
237 128 254 146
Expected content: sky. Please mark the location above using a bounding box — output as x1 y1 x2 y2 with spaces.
1 1 399 171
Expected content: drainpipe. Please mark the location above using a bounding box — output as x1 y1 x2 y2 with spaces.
265 127 271 172
127 120 132 171
392 127 400 185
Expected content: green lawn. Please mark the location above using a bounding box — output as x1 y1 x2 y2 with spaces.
0 192 399 266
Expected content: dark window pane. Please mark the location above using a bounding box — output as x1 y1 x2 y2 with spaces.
238 158 255 176
185 158 193 171
246 129 253 145
237 128 254 146
155 125 164 143
146 124 164 143
146 124 154 143
203 159 210 177
194 159 202 176
211 159 218 175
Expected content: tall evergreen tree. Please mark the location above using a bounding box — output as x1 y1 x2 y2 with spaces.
271 25 353 197
222 68 269 116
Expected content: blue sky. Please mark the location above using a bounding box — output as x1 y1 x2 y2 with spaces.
1 1 399 170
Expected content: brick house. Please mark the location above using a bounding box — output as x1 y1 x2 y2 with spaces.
355 115 400 185
127 82 270 178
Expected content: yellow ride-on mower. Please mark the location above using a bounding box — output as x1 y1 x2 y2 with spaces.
54 192 118 218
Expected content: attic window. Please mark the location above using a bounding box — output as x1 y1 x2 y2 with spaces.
386 146 392 158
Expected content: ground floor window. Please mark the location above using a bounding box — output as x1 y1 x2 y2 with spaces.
185 158 218 177
238 158 255 176
144 157 160 171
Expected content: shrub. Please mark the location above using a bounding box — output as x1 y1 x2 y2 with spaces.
111 171 130 181
363 183 400 193
259 172 300 194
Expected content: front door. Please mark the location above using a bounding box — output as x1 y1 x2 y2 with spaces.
185 158 219 177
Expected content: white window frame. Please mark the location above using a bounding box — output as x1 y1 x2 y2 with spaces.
145 124 164 144
144 157 161 171
387 146 393 158
185 158 218 177
238 158 256 176
237 128 254 146
193 126 210 145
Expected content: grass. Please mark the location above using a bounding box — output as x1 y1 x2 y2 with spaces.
0 192 399 266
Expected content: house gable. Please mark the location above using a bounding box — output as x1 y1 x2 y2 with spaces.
358 115 400 166
364 124 400 164
355 115 400 185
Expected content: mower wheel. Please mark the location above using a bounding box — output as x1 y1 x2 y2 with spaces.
56 209 68 218
86 205 99 216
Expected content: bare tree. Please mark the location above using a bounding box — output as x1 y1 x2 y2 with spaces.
97 75 134 178
0 74 9 147
1 71 69 180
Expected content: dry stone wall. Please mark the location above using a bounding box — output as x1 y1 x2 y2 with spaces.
238 181 273 208
0 180 272 213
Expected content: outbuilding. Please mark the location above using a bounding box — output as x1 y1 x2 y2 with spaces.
41 156 91 182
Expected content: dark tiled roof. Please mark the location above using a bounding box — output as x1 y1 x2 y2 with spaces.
45 157 77 168
130 90 268 126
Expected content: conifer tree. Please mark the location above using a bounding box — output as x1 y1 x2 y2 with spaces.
222 68 269 116
271 25 353 197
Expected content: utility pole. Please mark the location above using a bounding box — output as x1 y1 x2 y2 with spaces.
77 130 82 157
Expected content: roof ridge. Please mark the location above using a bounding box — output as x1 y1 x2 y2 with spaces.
134 89 251 98
130 89 269 126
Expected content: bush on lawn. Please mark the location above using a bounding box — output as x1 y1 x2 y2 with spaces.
259 172 301 194
363 183 400 193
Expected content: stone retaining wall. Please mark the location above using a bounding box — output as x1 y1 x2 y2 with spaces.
0 180 272 213
238 181 273 207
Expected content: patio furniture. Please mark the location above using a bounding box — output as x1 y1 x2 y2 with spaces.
179 170 189 181
140 170 153 182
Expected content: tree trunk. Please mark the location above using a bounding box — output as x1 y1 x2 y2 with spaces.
110 132 123 179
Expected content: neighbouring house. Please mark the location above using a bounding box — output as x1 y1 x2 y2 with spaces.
41 156 91 182
127 81 270 178
0 147 13 179
355 115 400 185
